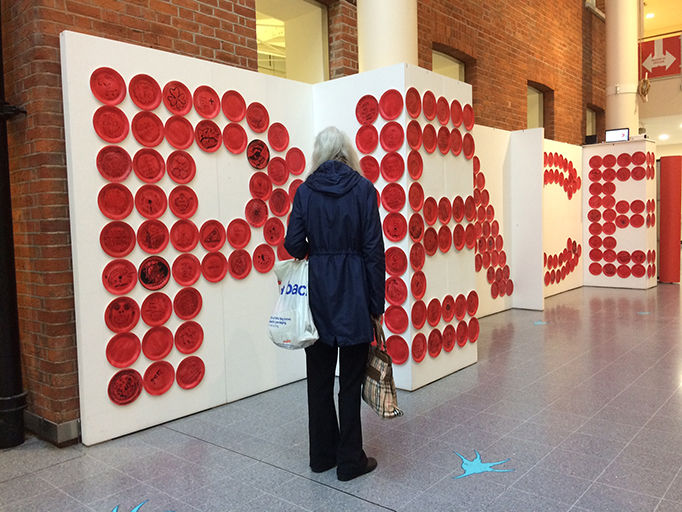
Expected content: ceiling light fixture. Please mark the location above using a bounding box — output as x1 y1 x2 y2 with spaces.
646 13 655 18
659 134 669 140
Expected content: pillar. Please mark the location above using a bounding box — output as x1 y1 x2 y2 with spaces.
356 0 418 72
659 156 681 283
605 0 639 134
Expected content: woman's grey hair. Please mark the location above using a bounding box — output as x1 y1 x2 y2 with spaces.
310 126 361 174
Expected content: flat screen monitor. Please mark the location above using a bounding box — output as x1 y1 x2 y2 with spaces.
605 128 629 142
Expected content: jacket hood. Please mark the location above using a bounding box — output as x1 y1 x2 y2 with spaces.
305 160 363 197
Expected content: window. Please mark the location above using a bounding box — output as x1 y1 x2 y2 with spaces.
432 50 465 82
527 86 544 129
586 108 597 137
256 0 329 84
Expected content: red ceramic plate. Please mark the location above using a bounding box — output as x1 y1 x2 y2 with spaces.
406 87 421 118
135 184 167 219
442 295 455 323
137 220 169 254
411 270 426 300
142 326 174 361
423 227 438 256
616 167 630 182
193 85 220 119
356 125 378 154
386 335 408 365
422 124 437 153
380 122 404 152
410 242 425 271
409 213 424 242
409 182 424 211
163 80 192 115
451 128 463 156
463 132 475 159
602 168 616 182
437 126 450 154
428 328 443 358
222 90 246 122
603 154 617 168
102 259 137 295
228 249 252 279
468 317 479 342
176 356 205 389
175 321 204 354
100 221 136 257
456 320 468 346
164 116 194 150
356 94 379 125
411 300 426 329
170 219 199 252
442 324 456 352
108 369 142 405
98 183 133 220
97 146 132 183
263 217 284 246
138 255 170 291
453 224 465 251
411 333 427 363
360 156 380 183
467 290 479 316
381 183 406 213
438 197 452 224
436 96 449 125
90 67 126 105
385 276 408 306
385 247 407 276
226 218 252 249
172 253 201 286
632 151 646 165
462 103 474 130
167 150 196 184
379 89 403 120
383 213 407 242
506 280 514 296
407 151 423 180
141 292 172 326
168 186 198 219
174 287 202 320
246 102 269 133
406 120 422 150
422 91 436 121
617 153 631 167
589 155 603 168
195 120 222 152
381 152 404 182
247 140 270 169
286 147 306 175
423 197 438 226
630 214 644 228
632 250 646 264
631 167 646 180
454 293 467 321
133 148 165 183
452 196 464 222
451 100 463 127
268 157 289 186
438 225 451 252
129 74 161 110
465 224 475 249
249 172 273 201
200 219 226 251
106 332 141 368
94 106 129 143
269 189 290 217
268 122 289 152
223 123 248 154
588 169 602 182
427 298 441 327
253 243 276 273
143 361 174 396
132 111 164 147
105 296 140 333
202 251 228 283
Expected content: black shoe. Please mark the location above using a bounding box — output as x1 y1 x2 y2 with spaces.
337 457 378 481
310 461 336 473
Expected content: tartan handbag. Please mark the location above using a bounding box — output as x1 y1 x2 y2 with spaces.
362 322 404 419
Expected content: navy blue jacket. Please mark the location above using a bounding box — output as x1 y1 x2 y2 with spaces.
284 160 385 347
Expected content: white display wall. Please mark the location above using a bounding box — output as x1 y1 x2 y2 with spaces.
582 140 657 289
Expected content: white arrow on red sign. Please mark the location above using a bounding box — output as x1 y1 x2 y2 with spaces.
642 38 678 72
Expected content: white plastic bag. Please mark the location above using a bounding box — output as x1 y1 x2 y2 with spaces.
268 260 319 349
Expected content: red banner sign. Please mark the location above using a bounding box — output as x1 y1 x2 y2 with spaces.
639 35 681 79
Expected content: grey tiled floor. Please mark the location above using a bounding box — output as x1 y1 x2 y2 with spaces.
4 284 682 511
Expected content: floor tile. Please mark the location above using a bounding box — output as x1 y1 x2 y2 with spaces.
574 483 660 511
487 488 571 512
557 432 627 460
511 467 592 505
597 459 676 498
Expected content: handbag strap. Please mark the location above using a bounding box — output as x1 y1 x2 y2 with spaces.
372 319 386 352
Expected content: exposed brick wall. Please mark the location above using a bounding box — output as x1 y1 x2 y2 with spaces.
418 0 606 146
0 0 259 428
326 0 358 80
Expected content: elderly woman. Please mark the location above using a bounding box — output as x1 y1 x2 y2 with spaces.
284 126 385 482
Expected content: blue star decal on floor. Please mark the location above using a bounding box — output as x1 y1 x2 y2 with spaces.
453 451 514 479
112 500 174 512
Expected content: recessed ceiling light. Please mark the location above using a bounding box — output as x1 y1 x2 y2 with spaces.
659 134 669 140
646 13 655 18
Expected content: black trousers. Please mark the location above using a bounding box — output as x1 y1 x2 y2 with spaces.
305 341 369 477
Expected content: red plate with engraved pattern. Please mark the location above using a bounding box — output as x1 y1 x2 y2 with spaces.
407 151 423 180
268 122 289 152
386 336 408 365
422 124 437 153
269 189 290 217
138 255 170 291
97 145 132 183
221 90 246 122
382 183 406 213
102 259 138 295
245 198 269 226
90 67 126 105
228 249 252 279
423 197 438 226
451 100 463 127
411 333 426 362
246 102 269 133
451 128 462 156
176 356 205 389
385 276 408 306
175 321 203 355
356 125 379 154
428 329 443 358
405 87 421 118
143 361 174 396
137 220 169 254
422 91 436 120
427 298 441 327
356 94 379 125
98 184 133 220
223 123 248 154
385 306 408 334
468 318 479 342
411 270 426 299
142 326 173 361
456 320 468 346
383 213 407 242
166 150 196 184
411 300 426 329
101 221 136 257
195 120 222 152
135 185 167 219
360 156 380 183
436 96 449 125
141 292 172 327
385 247 407 276
174 287 202 320
165 116 194 150
253 244 275 273
106 332 141 369
409 182 424 211
406 121 422 151
249 172 273 201
163 81 192 115
129 74 160 110
199 219 226 251
463 132 475 159
442 325 456 352
132 111 164 147
172 253 201 286
263 217 284 246
202 251 228 283
169 186 198 219
379 89 403 120
193 85 220 119
132 148 165 183
268 157 288 186
410 243 425 271
108 369 142 405
380 122 404 152
462 104 475 130
105 296 140 333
